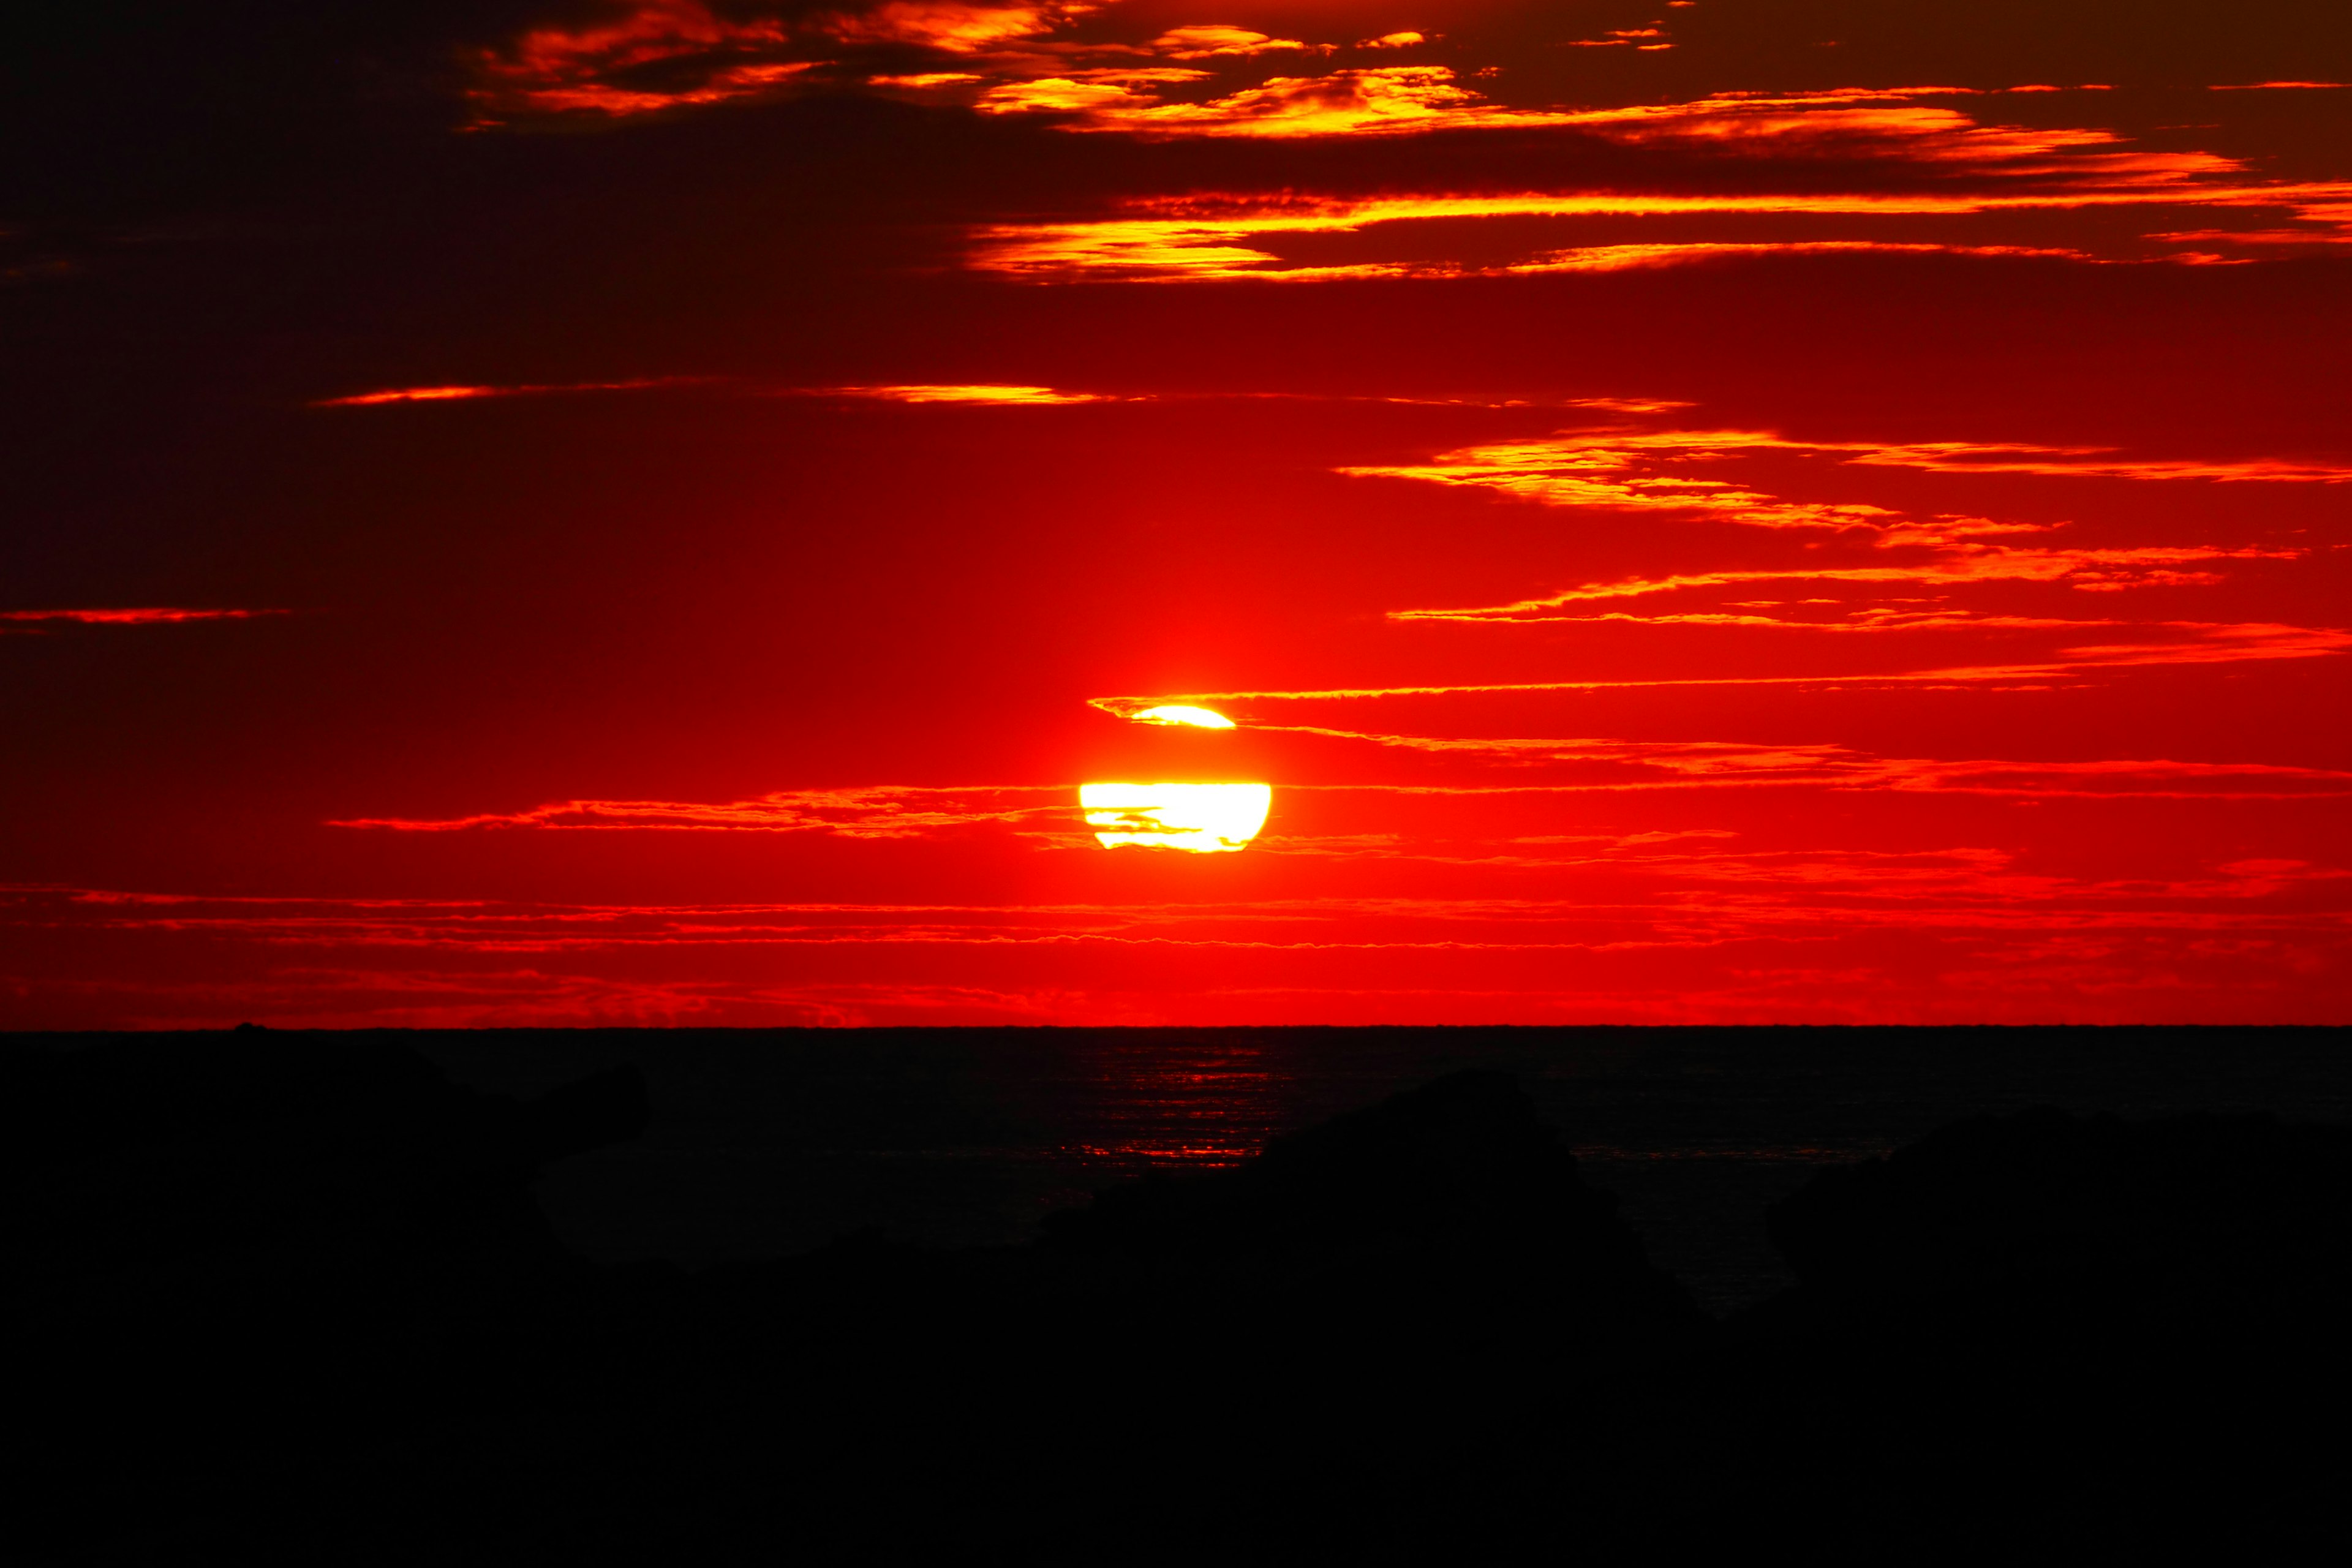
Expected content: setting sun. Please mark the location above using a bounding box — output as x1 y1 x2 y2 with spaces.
1079 783 1272 852
16 1 2351 1031
1131 705 1237 728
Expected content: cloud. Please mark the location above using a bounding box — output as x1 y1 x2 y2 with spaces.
20 858 2344 1026
0 608 283 625
977 75 1154 113
814 1 1079 52
312 378 694 407
978 64 1599 136
1346 424 2352 510
330 784 1074 839
318 379 1114 410
1329 419 2343 622
1391 563 2321 620
464 0 1083 118
968 180 2351 279
968 75 2256 158
962 87 2352 276
1148 26 1325 61
1091 617 2351 703
1336 423 2348 601
467 0 809 118
1567 28 1674 51
810 382 1115 402
974 215 2118 277
1279 732 2352 801
1343 425 1927 536
1833 440 2352 483
34 857 2346 954
1079 696 2352 800
1509 241 2098 273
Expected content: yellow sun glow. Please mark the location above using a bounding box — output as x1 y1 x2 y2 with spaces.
1080 783 1272 852
1131 704 1237 728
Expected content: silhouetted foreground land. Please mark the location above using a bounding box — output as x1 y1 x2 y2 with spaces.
12 1033 2350 1561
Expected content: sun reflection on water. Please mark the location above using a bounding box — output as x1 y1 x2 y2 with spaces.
1080 782 1272 853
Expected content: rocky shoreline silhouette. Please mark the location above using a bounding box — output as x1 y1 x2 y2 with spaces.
12 1032 2347 1561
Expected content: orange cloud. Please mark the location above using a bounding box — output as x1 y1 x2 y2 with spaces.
969 172 2352 277
1512 241 2097 273
811 382 1115 403
28 850 2344 985
979 64 1588 136
1567 397 1697 413
963 86 2352 276
1094 616 2350 704
331 784 1073 839
466 0 1090 118
1237 729 2352 802
978 72 1207 113
312 378 692 407
1833 440 2352 483
1387 554 2312 621
1568 27 1672 50
1148 26 1324 61
971 75 2252 160
1338 424 2352 556
23 856 2345 1028
815 1 1078 52
1344 426 1922 534
316 385 502 405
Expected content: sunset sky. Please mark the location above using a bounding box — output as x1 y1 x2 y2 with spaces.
7 1 2350 1027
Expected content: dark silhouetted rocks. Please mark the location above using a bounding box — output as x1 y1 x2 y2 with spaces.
7 1041 2346 1563
10 1036 644 1562
1540 1106 2352 1554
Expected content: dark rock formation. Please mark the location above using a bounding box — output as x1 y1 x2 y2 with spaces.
10 1038 648 1562
1767 1106 2352 1321
7 1043 2346 1562
1543 1106 2352 1554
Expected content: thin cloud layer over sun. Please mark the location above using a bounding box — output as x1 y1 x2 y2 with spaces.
8 1 2351 1027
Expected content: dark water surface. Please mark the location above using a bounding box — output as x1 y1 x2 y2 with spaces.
29 1025 2351 1313
373 1023 2352 1314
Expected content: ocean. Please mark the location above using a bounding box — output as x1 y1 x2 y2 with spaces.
339 1023 2352 1314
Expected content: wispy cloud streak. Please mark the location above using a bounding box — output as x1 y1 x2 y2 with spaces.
312 379 695 408
331 785 1074 837
1 608 284 625
809 383 1115 404
1092 620 2352 706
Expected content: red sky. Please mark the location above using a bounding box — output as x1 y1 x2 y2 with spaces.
5 1 2350 1027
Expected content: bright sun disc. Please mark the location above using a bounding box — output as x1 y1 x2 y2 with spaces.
1130 705 1235 728
1080 783 1272 853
